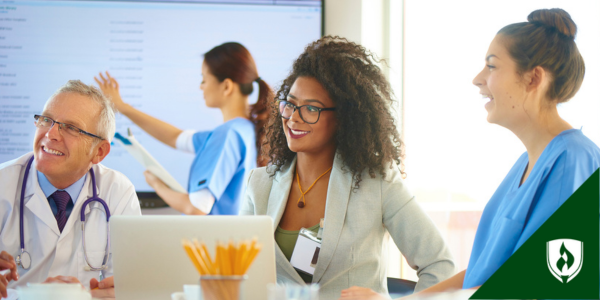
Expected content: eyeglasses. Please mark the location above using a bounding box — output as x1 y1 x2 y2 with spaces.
278 100 335 124
34 115 104 140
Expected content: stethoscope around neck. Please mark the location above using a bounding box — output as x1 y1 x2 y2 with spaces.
16 156 111 272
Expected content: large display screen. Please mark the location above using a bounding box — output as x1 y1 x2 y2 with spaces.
0 0 322 192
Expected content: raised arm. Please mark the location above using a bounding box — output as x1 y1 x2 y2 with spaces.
94 71 182 148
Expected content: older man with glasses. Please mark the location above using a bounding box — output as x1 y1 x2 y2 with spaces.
0 80 141 299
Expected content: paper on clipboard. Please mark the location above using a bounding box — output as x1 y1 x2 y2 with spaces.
113 129 187 193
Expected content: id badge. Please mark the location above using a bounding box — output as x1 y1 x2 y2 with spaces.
290 228 322 275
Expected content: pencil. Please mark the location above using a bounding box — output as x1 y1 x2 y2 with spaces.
182 237 264 300
234 241 248 275
182 239 207 275
193 239 216 275
183 238 263 275
241 244 262 274
228 240 237 274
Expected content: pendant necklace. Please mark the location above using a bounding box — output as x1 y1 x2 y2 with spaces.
296 166 332 208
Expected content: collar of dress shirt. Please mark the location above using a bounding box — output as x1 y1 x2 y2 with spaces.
37 170 87 204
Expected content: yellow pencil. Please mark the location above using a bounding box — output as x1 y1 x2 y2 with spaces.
193 242 213 275
249 237 257 250
214 245 222 274
201 242 216 272
228 240 237 275
234 241 248 275
184 238 262 280
218 243 228 275
193 239 216 275
182 239 208 275
241 244 262 274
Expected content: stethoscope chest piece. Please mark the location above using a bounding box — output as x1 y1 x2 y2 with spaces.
16 249 31 270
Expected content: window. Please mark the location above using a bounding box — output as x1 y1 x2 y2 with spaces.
401 0 600 280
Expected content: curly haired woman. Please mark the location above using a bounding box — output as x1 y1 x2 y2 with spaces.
240 36 455 299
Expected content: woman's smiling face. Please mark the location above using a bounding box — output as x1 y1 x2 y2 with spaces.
473 35 530 128
282 76 337 154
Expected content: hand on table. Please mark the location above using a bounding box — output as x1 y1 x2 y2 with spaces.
42 275 115 299
339 286 389 300
90 276 115 299
94 71 127 112
0 251 18 298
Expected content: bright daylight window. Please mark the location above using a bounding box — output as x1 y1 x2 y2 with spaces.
400 0 600 280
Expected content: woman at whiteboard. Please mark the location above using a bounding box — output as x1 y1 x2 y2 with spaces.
95 42 273 215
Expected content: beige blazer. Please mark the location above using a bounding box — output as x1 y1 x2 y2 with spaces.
240 155 455 299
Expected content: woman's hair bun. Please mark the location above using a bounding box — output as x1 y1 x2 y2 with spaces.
527 8 577 38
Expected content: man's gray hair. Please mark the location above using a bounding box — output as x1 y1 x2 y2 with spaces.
45 80 116 143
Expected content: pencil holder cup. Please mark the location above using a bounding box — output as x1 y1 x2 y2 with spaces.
199 275 247 300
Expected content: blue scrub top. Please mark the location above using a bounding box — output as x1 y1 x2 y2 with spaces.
188 118 257 215
463 129 600 288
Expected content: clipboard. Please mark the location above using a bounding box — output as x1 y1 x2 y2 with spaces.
113 129 187 193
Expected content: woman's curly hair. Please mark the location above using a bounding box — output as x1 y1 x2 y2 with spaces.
264 36 405 188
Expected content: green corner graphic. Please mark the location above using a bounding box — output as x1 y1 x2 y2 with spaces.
471 169 599 299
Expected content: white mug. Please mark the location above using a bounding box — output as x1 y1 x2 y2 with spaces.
184 284 202 300
171 292 186 300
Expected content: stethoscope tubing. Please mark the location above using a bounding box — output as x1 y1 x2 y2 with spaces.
18 155 111 271
19 156 34 252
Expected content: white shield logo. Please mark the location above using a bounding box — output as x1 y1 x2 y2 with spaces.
547 239 583 283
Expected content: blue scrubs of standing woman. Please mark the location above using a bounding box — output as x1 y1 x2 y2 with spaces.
340 8 600 300
95 42 272 215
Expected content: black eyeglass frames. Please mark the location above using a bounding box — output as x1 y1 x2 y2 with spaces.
278 100 335 124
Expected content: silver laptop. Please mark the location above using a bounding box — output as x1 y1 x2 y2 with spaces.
110 215 276 300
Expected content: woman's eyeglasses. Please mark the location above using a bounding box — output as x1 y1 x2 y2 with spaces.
278 100 335 124
34 115 104 140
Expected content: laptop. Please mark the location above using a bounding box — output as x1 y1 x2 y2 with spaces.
110 215 276 300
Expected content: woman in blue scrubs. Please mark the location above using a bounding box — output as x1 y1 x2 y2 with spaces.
339 8 600 299
95 42 273 215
